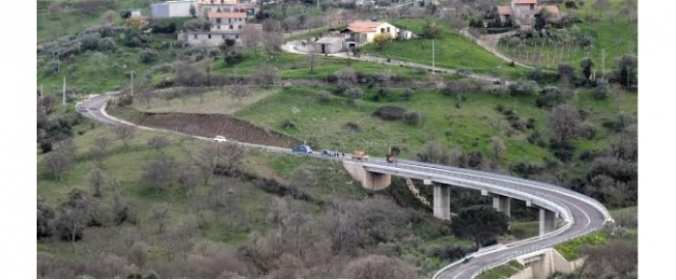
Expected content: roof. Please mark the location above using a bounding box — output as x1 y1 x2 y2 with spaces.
208 12 247 19
539 5 560 15
498 5 513 15
514 0 537 4
345 20 388 33
316 37 343 44
198 0 238 4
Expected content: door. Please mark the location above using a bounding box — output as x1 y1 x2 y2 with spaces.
321 44 326 54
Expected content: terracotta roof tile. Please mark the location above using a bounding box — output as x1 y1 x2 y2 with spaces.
498 5 513 15
514 0 537 4
346 20 385 33
208 12 247 19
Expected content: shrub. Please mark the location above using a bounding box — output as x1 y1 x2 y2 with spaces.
508 80 539 96
317 91 330 103
344 88 363 100
578 123 596 140
344 122 361 132
594 78 611 99
373 106 407 121
183 18 211 31
404 111 423 126
282 119 296 129
223 49 243 65
139 49 159 64
510 161 544 178
535 86 564 108
402 88 415 100
530 68 543 82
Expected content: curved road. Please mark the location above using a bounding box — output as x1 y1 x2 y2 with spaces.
78 94 612 279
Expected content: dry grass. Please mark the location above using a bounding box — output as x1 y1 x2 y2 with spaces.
132 87 281 115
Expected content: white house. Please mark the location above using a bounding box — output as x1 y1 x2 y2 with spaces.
177 30 241 46
340 20 399 47
150 0 196 18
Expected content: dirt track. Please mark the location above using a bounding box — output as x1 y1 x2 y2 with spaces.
133 112 301 148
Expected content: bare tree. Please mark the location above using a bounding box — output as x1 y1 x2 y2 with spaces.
100 10 116 25
151 203 171 234
262 32 283 58
55 138 77 159
254 64 279 86
308 53 319 73
43 151 73 181
548 103 581 144
114 125 137 147
93 137 112 152
57 207 88 248
194 144 218 185
127 241 148 269
142 157 177 196
39 95 57 115
240 25 263 55
178 164 201 197
228 84 252 103
336 67 357 86
343 255 416 278
282 17 300 32
147 136 171 153
89 145 107 169
89 168 106 197
490 137 506 169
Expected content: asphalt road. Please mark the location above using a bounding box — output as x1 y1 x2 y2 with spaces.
77 94 612 279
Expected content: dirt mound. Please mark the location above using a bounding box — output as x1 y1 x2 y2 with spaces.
134 112 301 148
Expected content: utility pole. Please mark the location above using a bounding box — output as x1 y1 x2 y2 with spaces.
62 76 66 105
432 38 435 73
601 48 606 78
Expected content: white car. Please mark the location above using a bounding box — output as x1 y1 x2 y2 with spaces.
213 135 227 143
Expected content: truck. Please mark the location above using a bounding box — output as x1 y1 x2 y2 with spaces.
352 150 369 161
292 145 313 154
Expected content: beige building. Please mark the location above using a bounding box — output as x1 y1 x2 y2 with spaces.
340 20 399 47
208 12 247 32
497 0 561 29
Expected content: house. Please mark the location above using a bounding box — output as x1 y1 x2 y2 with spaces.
340 20 399 47
150 0 196 19
497 0 561 29
314 37 344 54
196 0 257 19
177 24 262 46
208 12 247 32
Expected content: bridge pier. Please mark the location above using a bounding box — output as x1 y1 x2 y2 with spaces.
539 208 557 236
433 183 451 220
492 195 511 217
342 161 392 191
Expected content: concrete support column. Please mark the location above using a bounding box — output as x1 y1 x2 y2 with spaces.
433 183 451 220
539 208 556 236
492 195 511 217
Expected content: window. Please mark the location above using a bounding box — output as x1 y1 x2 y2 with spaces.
222 34 226 39
210 0 214 3
530 4 535 10
387 27 390 33
208 34 212 39
236 35 239 39
217 25 221 29
230 25 233 29
194 34 198 39
216 18 221 24
229 18 232 23
221 0 224 3
238 25 242 29
380 28 385 33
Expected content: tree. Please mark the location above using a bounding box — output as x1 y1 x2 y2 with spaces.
240 25 263 55
151 203 171 234
336 67 357 86
558 63 575 87
592 0 611 17
56 207 88 246
114 125 136 147
189 4 197 18
548 103 581 145
89 138 110 169
307 53 318 73
576 240 637 278
451 205 509 249
417 141 452 165
147 136 170 153
178 164 201 196
142 158 176 196
39 95 57 115
38 200 55 239
43 151 72 181
580 58 594 84
613 54 638 88
228 84 251 103
422 21 441 39
343 255 416 278
127 241 148 269
594 78 611 99
100 10 116 25
490 137 506 169
344 88 363 105
373 33 393 49
254 64 278 85
89 168 106 198
262 32 283 58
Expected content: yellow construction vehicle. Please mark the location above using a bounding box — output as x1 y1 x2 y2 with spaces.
352 150 369 161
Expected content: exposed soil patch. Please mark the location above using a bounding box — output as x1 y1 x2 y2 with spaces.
132 111 302 148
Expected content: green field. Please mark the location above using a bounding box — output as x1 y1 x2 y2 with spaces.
363 19 528 77
497 0 637 71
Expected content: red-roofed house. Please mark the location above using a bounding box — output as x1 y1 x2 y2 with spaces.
208 12 247 31
340 20 399 46
497 0 561 29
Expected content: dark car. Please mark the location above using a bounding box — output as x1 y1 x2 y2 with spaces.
321 149 337 156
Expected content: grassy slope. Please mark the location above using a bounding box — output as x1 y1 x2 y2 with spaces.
363 19 528 77
131 87 281 114
475 260 525 279
235 86 636 164
497 0 637 70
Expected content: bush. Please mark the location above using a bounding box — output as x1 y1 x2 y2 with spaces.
594 78 611 99
402 88 415 100
282 119 296 129
183 18 211 31
578 123 596 140
344 122 361 132
373 106 407 121
510 161 544 178
317 91 330 103
530 68 543 82
508 80 539 96
223 49 243 65
535 86 564 108
344 88 363 100
139 49 159 64
404 111 423 126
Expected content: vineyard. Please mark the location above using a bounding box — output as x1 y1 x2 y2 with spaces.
129 111 302 148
